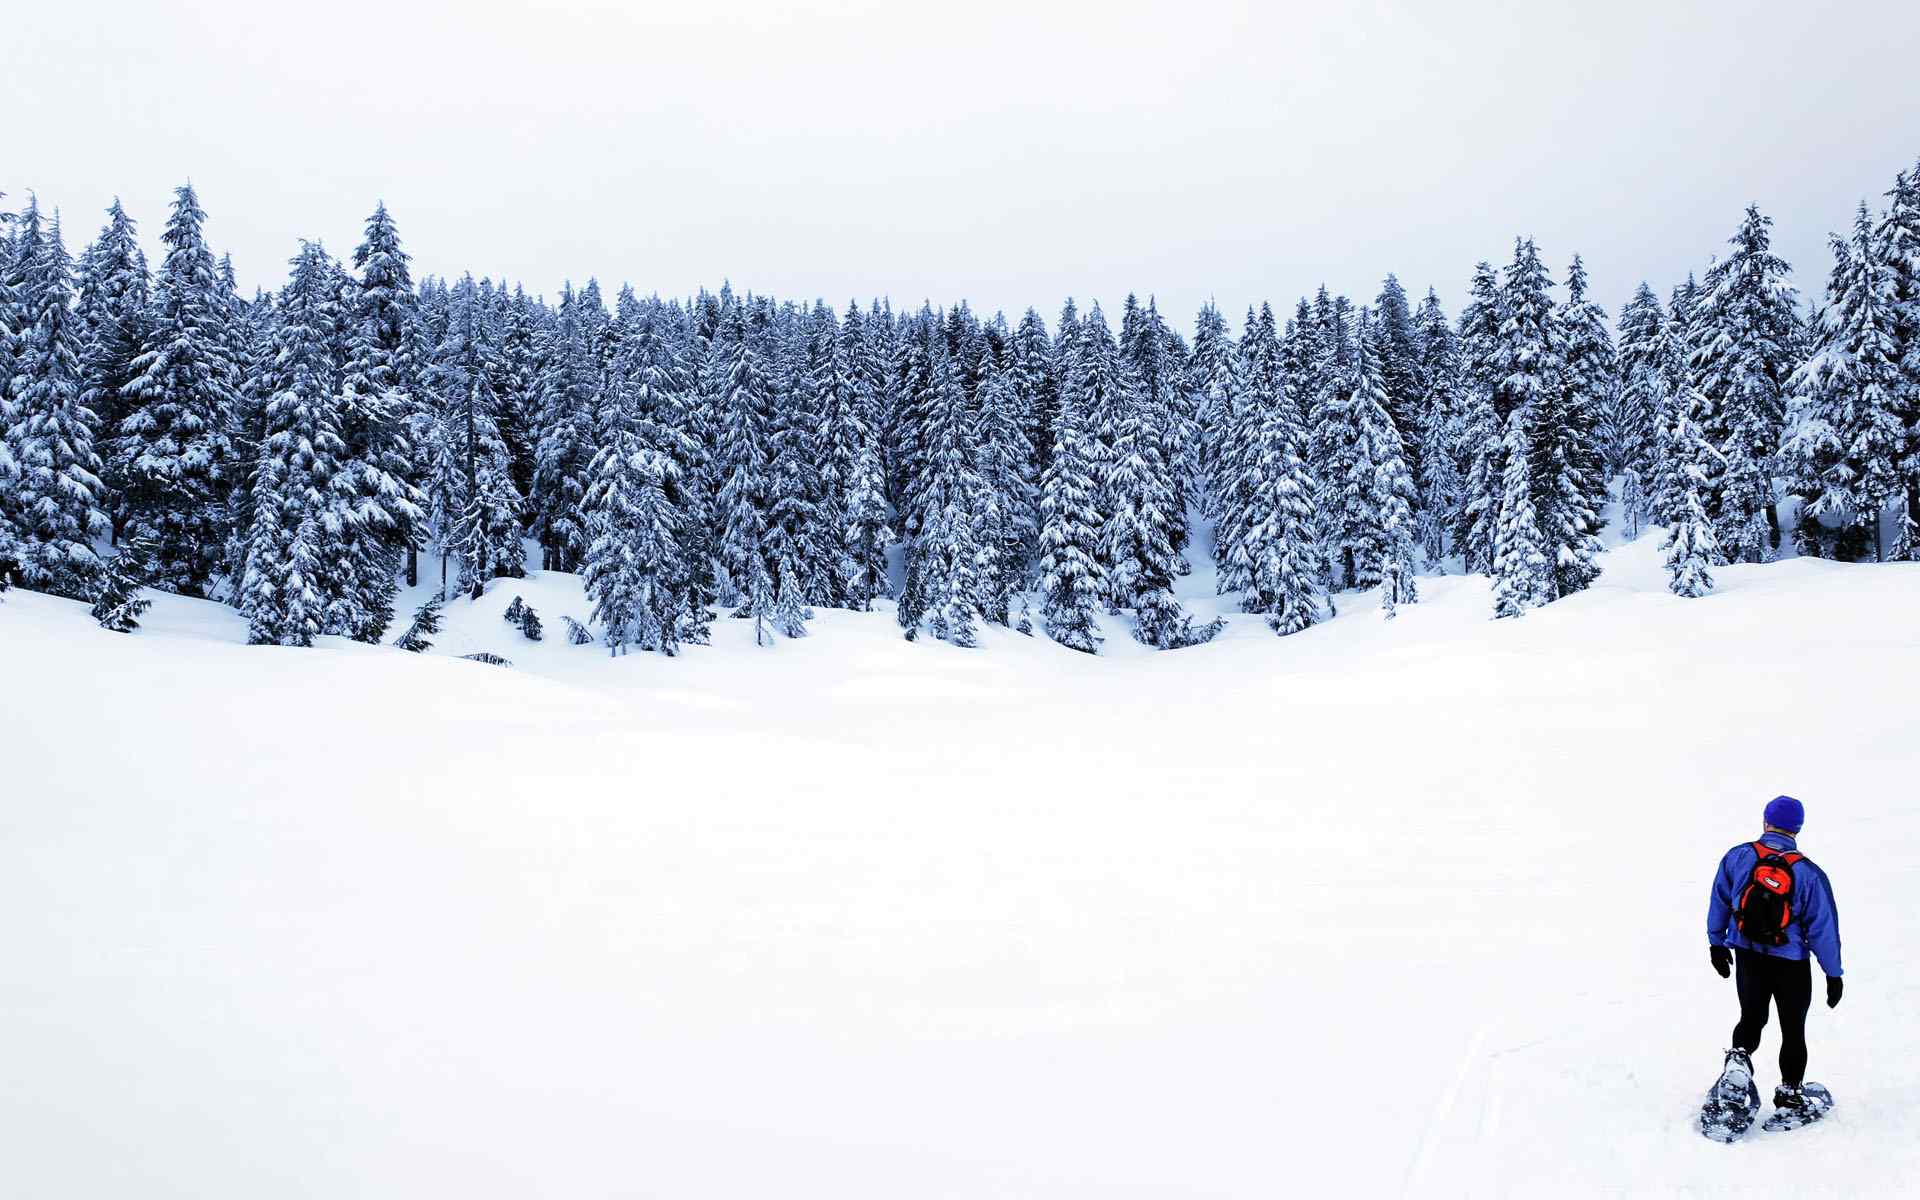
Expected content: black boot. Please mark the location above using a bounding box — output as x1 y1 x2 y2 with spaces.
1718 1048 1755 1094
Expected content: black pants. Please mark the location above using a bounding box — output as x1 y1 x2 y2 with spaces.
1731 947 1812 1084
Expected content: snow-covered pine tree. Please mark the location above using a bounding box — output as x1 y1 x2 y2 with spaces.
745 548 775 647
773 550 809 639
1187 301 1235 512
1305 291 1358 586
834 301 893 610
419 405 465 598
887 304 939 538
907 338 984 647
1122 297 1193 561
455 391 525 597
1491 239 1602 600
1412 289 1462 567
531 285 596 573
583 356 688 657
1373 274 1425 480
1612 283 1669 539
118 184 239 596
339 202 426 619
238 241 349 647
73 198 148 544
423 277 523 597
816 300 863 605
1490 407 1552 618
1537 254 1608 596
90 537 155 632
1037 333 1106 654
1558 255 1617 507
1692 206 1801 560
1235 314 1326 636
391 594 443 652
1662 408 1725 597
2 203 110 597
1062 301 1130 590
1210 306 1266 594
715 304 771 606
1781 204 1906 559
1453 263 1504 573
764 302 833 607
1877 164 1920 558
1010 307 1057 478
1322 309 1419 607
975 359 1035 624
1106 308 1211 647
496 286 541 506
1358 311 1421 616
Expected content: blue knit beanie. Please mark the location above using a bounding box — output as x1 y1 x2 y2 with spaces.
1764 795 1805 834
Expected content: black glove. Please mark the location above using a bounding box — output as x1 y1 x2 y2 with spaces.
1827 976 1843 1008
1710 946 1732 978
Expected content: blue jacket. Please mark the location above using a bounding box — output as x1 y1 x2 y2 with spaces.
1707 831 1843 976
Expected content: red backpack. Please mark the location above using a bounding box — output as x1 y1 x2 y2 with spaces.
1734 841 1804 947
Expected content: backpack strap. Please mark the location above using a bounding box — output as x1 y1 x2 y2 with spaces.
1752 841 1804 867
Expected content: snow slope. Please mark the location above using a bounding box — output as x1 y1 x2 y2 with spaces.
3 538 1917 1198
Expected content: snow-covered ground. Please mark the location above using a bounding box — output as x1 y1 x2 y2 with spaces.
4 536 1916 1198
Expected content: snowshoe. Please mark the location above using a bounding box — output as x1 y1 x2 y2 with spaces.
1761 1083 1834 1132
1699 1049 1761 1143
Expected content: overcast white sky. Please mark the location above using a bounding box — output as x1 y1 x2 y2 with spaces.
6 0 1918 325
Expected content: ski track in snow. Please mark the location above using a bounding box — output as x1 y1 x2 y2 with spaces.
3 533 1917 1198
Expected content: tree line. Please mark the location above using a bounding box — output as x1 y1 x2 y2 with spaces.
2 155 1917 655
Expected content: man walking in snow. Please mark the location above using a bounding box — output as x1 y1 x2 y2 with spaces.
1704 795 1843 1129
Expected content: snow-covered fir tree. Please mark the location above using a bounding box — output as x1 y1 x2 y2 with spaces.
1070 301 1129 568
1327 309 1419 609
340 202 426 610
763 302 833 607
73 197 148 543
1121 297 1193 562
1372 274 1425 478
584 434 686 656
835 301 893 611
1490 408 1552 618
1536 253 1607 597
1662 408 1725 598
1104 305 1210 646
1233 313 1326 636
1210 305 1268 594
1492 239 1602 601
1690 206 1800 561
117 184 239 596
90 537 155 631
906 338 985 647
2 202 110 597
1781 204 1906 558
238 241 348 647
1876 163 1920 557
531 284 596 573
1037 333 1107 654
1010 306 1058 478
1612 282 1669 539
1187 301 1235 509
1412 289 1462 567
715 303 771 605
975 359 1036 623
1453 262 1505 573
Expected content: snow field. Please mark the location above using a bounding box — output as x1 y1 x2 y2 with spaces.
3 535 1918 1197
